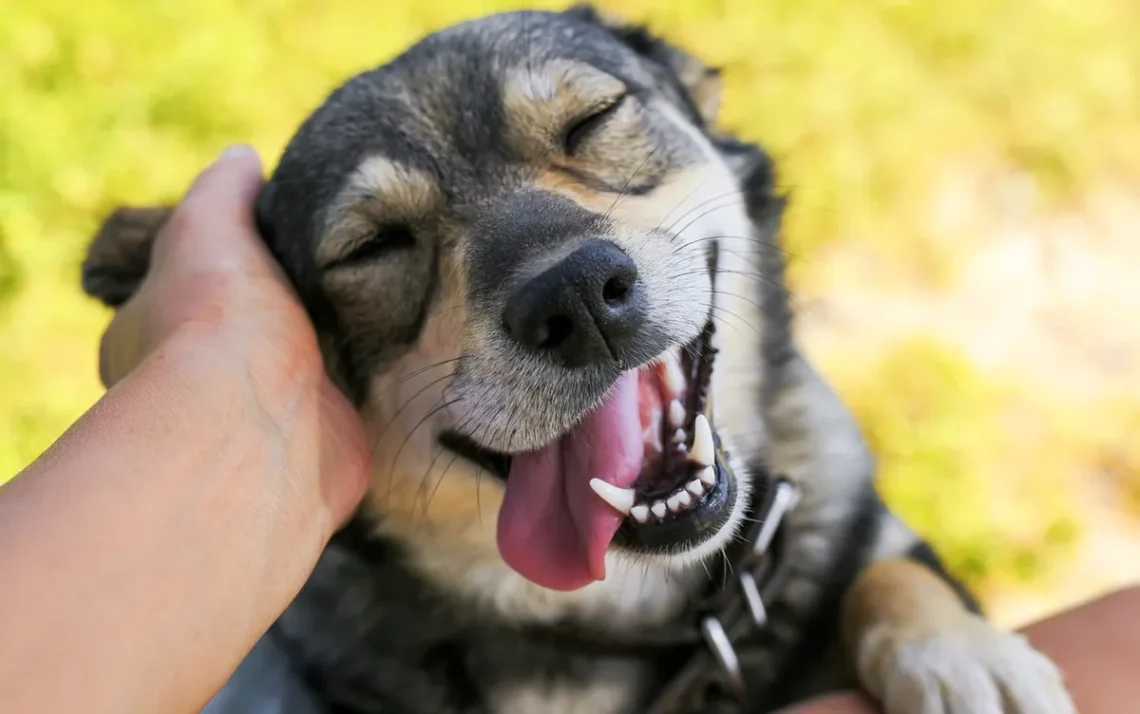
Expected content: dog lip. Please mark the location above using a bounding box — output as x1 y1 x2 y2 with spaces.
612 444 737 552
437 431 512 480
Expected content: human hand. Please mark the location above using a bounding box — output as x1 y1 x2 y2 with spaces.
97 145 369 538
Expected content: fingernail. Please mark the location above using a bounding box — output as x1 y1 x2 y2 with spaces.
220 144 258 161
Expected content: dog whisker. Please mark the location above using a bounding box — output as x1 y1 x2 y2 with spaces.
604 148 659 221
385 396 462 501
659 187 744 234
375 371 458 454
395 354 465 386
669 198 749 241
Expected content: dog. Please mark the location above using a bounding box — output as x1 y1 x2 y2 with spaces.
81 6 1077 713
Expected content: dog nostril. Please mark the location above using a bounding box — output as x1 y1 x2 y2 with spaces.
603 275 631 305
538 314 574 349
501 240 644 367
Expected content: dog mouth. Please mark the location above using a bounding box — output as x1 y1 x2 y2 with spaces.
607 321 736 550
441 319 737 591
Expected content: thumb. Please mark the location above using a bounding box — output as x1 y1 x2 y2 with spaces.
150 145 266 272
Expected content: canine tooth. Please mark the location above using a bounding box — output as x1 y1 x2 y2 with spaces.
675 490 693 508
672 428 686 445
651 501 668 519
630 504 650 523
698 465 716 486
691 414 714 466
589 478 635 515
663 357 686 395
668 400 686 427
686 479 705 497
667 494 682 511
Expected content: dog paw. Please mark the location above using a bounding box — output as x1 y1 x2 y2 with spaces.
857 616 1077 714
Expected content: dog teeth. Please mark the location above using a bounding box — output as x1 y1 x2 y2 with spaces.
668 400 686 428
630 504 650 523
698 465 716 486
690 414 714 467
651 501 668 519
686 479 705 497
661 485 700 515
672 428 687 445
663 357 686 396
589 478 635 515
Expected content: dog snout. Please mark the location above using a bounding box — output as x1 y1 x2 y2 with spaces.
503 239 645 368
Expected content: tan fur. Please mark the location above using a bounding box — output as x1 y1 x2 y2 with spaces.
501 60 627 156
842 558 966 651
532 169 613 212
318 157 442 268
843 558 1076 713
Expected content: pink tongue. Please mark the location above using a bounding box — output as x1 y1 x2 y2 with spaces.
497 371 644 591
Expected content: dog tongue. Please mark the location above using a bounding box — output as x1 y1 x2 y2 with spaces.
497 371 644 591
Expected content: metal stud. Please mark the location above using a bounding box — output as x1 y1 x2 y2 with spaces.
752 481 801 557
700 616 743 698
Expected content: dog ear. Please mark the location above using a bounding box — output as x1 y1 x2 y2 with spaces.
565 4 723 127
81 205 172 308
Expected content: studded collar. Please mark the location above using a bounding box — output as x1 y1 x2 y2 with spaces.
520 460 802 714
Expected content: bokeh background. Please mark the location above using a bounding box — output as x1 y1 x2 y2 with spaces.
3 0 1138 625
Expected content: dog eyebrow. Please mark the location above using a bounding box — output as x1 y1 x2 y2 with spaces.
316 156 440 267
340 155 438 205
502 60 628 142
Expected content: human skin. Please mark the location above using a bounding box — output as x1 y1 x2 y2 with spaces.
783 586 1140 714
0 146 369 714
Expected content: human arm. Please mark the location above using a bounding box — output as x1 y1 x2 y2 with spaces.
0 146 369 714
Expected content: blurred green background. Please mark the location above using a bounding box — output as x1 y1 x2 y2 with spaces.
3 0 1139 622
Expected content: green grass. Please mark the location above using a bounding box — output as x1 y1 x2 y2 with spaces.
2 0 1138 598
827 337 1084 589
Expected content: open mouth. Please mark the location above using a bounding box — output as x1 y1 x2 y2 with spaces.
604 321 735 550
440 320 736 591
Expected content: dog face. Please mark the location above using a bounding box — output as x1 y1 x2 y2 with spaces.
88 6 779 608
263 6 768 595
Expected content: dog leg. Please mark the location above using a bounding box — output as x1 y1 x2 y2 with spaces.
842 533 1077 714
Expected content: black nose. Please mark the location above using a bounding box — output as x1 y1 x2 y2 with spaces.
503 239 645 368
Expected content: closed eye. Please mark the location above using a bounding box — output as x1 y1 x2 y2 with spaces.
326 224 416 269
562 93 628 155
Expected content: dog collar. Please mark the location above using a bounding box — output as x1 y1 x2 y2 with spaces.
645 474 801 713
520 460 801 713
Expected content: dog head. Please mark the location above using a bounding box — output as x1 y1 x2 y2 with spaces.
84 6 784 612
